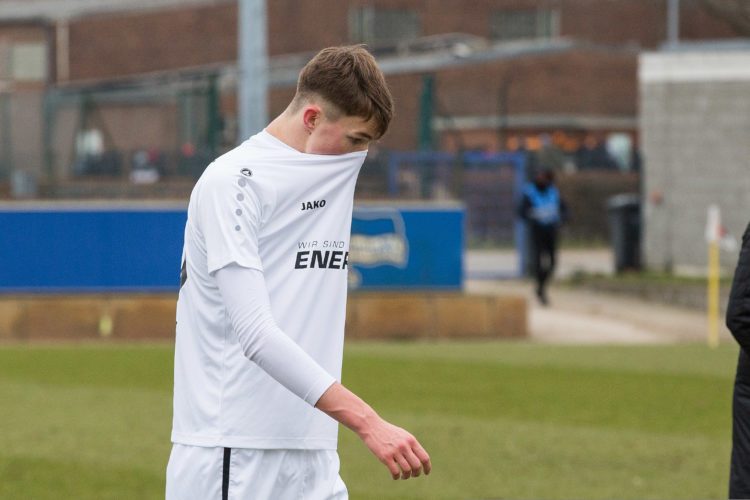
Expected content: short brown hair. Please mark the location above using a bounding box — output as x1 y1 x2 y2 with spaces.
295 45 394 139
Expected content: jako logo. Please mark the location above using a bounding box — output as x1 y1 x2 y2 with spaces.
301 200 326 211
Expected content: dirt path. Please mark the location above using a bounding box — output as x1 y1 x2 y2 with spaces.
465 248 733 345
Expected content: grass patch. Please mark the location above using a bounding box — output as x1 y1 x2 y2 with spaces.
0 341 738 499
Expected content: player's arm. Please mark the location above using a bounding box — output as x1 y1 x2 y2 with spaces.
214 263 431 480
315 381 432 480
215 264 336 406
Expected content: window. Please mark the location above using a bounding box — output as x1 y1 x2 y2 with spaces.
350 7 420 47
490 9 559 41
10 42 47 82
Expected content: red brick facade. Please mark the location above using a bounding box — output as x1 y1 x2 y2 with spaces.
67 4 238 81
0 0 742 156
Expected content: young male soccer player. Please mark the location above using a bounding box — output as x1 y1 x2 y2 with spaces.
166 46 431 499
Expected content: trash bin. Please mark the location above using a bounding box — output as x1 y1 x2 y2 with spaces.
607 193 641 272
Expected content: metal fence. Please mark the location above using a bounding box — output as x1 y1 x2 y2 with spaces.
0 72 226 199
375 150 526 247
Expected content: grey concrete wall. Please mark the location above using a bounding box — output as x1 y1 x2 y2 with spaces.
639 50 750 274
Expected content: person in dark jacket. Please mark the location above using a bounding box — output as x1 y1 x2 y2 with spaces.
518 166 567 305
728 221 750 498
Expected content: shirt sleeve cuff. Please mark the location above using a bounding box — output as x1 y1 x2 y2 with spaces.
303 372 337 407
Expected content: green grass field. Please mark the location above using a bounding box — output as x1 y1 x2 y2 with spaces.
0 340 739 499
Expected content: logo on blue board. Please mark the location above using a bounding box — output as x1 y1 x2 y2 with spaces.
349 207 409 289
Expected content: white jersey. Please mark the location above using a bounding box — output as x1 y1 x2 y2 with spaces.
171 130 366 450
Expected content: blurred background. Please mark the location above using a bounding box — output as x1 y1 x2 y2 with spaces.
0 0 748 271
0 0 750 344
1 0 749 346
1 1 750 497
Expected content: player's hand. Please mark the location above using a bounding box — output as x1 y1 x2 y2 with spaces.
315 382 431 480
357 416 431 480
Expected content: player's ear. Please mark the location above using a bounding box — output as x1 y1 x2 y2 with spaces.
302 105 323 134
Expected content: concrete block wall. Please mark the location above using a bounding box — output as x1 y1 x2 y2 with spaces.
346 292 526 340
639 50 750 273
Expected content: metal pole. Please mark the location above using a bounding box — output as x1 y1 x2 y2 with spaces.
206 74 219 156
667 0 679 46
41 89 57 186
708 239 720 348
238 0 268 143
417 73 435 151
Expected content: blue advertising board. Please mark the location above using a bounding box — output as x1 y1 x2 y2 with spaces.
0 202 463 293
0 203 187 293
349 204 464 290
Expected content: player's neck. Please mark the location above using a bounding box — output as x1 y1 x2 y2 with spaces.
266 109 308 153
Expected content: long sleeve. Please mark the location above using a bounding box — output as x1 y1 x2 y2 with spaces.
214 263 336 406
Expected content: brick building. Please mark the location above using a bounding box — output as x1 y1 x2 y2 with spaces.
0 0 742 191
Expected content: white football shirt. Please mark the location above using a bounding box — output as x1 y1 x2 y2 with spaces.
171 130 366 450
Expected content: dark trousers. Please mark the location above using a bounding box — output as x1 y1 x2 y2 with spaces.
732 348 750 498
529 223 558 295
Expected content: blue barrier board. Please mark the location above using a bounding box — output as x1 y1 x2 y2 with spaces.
349 205 464 290
0 203 463 293
0 207 187 293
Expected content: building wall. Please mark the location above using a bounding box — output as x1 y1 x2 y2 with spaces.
558 0 737 46
1 1 745 188
52 0 742 151
62 0 741 81
67 3 238 80
639 50 750 273
436 50 637 117
267 0 739 53
429 48 637 151
0 23 50 185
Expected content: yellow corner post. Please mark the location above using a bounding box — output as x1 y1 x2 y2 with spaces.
705 204 722 348
707 239 720 349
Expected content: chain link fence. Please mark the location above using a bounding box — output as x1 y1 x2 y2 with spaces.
0 70 638 251
0 72 228 199
357 150 526 247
